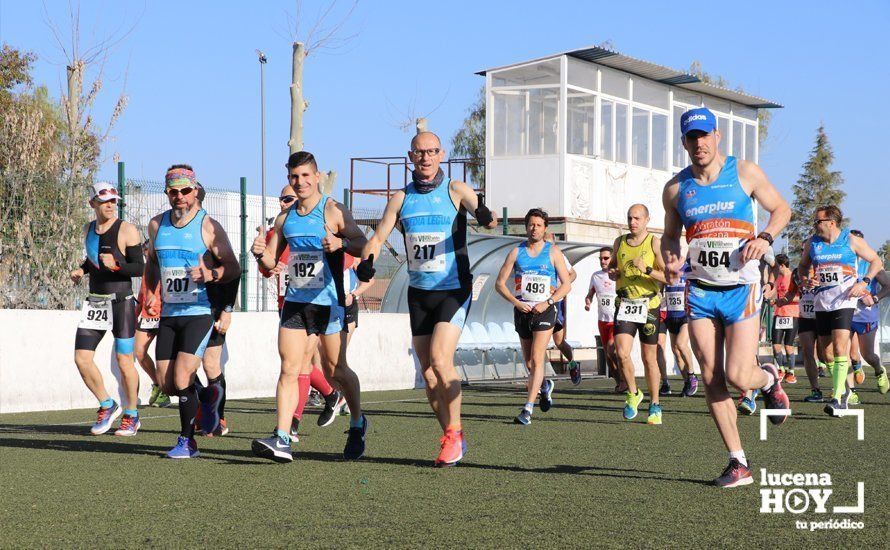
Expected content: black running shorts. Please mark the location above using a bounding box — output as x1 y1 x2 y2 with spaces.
406 285 472 337
74 296 137 352
815 309 854 337
513 304 558 340
614 303 661 346
155 314 214 361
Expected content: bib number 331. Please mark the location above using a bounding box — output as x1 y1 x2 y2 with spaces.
616 298 648 323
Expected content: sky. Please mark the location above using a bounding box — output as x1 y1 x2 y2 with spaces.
2 0 889 247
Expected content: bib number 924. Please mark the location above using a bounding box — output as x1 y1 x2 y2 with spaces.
86 309 108 322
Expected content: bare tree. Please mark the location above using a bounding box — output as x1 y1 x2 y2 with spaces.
385 84 450 136
284 0 359 194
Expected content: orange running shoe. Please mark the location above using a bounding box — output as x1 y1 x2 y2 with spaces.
434 428 466 467
853 365 865 385
784 371 798 384
207 418 229 437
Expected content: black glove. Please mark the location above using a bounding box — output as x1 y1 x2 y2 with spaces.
356 253 375 282
474 193 493 226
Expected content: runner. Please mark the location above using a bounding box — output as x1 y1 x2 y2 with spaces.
849 230 889 396
496 209 572 425
663 268 698 397
251 151 368 463
70 181 144 436
134 240 171 408
358 131 498 466
545 233 581 385
797 206 883 415
585 247 623 391
766 254 799 384
661 107 791 487
609 203 669 425
258 183 346 441
143 165 241 458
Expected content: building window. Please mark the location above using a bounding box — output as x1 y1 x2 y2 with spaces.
632 107 650 167
492 88 559 157
716 116 729 157
745 124 757 162
616 103 628 163
652 112 668 171
567 91 597 155
673 105 687 168
732 120 744 159
599 99 614 161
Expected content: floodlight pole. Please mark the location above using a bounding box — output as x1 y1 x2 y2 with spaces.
257 49 268 311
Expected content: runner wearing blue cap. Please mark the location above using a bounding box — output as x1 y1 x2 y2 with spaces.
661 108 792 487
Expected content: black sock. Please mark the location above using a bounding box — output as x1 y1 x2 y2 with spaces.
194 376 207 402
215 374 227 420
178 385 199 438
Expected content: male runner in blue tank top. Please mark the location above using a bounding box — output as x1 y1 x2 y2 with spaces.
143 165 241 459
661 108 792 487
797 206 883 415
495 208 572 425
70 182 144 436
250 151 369 463
358 131 498 466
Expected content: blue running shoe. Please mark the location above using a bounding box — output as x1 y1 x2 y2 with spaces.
90 401 122 435
514 408 532 425
252 433 293 463
737 396 757 415
804 389 824 403
568 361 582 386
623 389 644 420
199 383 223 436
166 436 199 459
539 379 554 412
343 415 368 460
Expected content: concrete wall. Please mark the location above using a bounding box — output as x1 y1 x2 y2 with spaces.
0 310 416 414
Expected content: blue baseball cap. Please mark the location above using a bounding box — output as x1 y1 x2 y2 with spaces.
680 108 716 136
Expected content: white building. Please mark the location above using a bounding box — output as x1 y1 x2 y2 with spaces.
478 45 781 244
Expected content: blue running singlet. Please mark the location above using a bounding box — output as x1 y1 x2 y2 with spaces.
513 241 557 306
154 209 212 317
282 195 343 307
399 179 470 291
810 228 858 312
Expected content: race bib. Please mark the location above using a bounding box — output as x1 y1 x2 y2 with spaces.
278 271 289 297
616 298 649 324
161 267 197 304
816 265 843 287
688 237 740 285
407 232 446 272
288 251 325 290
598 294 615 312
520 273 551 303
138 316 159 330
774 316 793 330
79 294 113 330
800 295 816 319
665 291 685 312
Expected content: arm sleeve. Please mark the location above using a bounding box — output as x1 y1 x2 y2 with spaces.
115 245 145 277
207 276 240 310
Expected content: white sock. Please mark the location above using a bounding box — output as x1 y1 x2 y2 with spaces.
761 369 776 392
729 450 748 467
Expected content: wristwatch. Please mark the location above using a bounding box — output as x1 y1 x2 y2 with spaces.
645 266 653 275
862 276 872 285
211 268 220 282
223 305 234 313
757 232 774 245
546 298 555 306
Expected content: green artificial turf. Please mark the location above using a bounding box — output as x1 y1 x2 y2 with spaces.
1 378 887 548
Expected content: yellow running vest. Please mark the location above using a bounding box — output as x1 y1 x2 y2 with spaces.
616 233 661 308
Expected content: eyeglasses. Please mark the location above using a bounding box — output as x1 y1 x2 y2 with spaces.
166 187 195 197
279 195 296 204
813 218 832 226
600 256 611 261
410 148 440 158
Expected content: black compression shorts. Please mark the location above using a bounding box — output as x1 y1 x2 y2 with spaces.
74 296 137 352
513 305 557 340
407 285 472 337
614 304 662 346
155 315 214 361
815 309 854 337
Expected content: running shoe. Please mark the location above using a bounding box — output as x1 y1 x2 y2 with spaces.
343 415 368 460
737 396 757 415
434 427 464 467
817 365 827 378
877 368 889 394
154 392 172 408
843 389 860 406
803 389 824 403
514 408 532 425
199 383 223 436
90 402 122 435
166 436 199 459
714 458 753 488
289 417 300 442
568 361 582 386
824 398 845 417
317 390 345 427
614 381 629 394
307 390 324 408
252 433 293 463
784 370 797 384
148 384 161 406
687 376 699 396
659 380 671 396
853 364 865 385
622 389 644 420
114 414 141 437
647 403 663 425
680 377 690 397
211 418 229 437
760 364 790 425
539 379 554 412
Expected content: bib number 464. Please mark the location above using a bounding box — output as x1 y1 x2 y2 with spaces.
697 250 731 269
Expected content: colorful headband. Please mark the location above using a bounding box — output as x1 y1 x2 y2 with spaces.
165 168 196 187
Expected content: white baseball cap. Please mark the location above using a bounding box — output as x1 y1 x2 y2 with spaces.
90 181 119 202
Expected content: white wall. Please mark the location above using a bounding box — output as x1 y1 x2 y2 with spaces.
0 310 416 414
487 156 561 217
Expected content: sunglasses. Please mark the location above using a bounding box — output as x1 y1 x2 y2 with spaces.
813 218 832 226
166 187 195 197
279 195 296 204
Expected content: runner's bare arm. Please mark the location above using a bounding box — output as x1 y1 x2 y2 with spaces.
326 200 368 257
660 179 684 282
361 190 405 261
203 216 241 283
254 212 288 271
452 180 498 229
495 248 525 310
848 235 884 297
607 235 622 279
797 238 813 281
551 246 573 303
143 215 163 291
647 235 668 285
738 160 791 262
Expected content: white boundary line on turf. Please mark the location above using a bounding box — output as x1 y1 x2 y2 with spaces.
759 409 791 440
7 397 431 426
833 409 865 440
